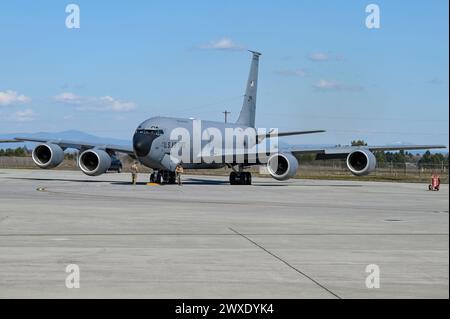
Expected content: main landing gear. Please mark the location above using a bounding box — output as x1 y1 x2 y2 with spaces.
150 170 176 184
229 171 252 185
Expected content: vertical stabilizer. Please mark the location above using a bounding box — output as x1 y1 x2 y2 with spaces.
236 50 261 128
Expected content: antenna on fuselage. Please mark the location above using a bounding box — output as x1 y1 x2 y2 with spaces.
222 110 231 123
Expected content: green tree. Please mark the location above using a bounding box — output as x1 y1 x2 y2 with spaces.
418 151 448 169
351 140 368 146
374 151 386 164
0 146 29 157
296 153 316 163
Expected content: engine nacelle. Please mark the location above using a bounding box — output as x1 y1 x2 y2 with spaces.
78 149 112 176
267 152 299 181
346 149 377 176
32 143 64 169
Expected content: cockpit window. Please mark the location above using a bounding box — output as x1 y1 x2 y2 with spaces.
136 129 164 136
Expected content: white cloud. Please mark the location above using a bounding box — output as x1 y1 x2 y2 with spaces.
314 80 363 91
54 92 82 104
308 52 331 61
308 52 344 62
99 96 135 112
276 69 307 77
198 37 245 51
314 80 339 89
54 93 136 112
0 90 31 106
9 108 36 122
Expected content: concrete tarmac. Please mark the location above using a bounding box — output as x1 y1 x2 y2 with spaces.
0 169 448 298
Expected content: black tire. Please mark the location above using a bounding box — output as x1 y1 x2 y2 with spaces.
245 172 252 185
229 172 237 185
239 173 246 185
156 173 162 184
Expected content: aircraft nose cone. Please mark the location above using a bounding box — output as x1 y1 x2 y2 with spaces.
133 132 154 157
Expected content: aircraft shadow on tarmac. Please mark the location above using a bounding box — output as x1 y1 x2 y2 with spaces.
111 178 229 185
10 176 242 186
7 177 112 183
8 176 363 187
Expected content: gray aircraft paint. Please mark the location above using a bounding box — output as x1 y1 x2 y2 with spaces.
236 51 260 128
134 116 269 170
2 51 446 179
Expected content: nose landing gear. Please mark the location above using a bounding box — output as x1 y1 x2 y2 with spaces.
150 170 177 184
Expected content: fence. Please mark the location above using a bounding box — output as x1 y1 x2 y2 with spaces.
297 160 448 183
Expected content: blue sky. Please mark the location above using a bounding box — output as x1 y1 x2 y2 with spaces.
0 0 448 146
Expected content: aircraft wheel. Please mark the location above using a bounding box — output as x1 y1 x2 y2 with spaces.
229 172 237 185
239 173 246 185
155 172 162 184
168 172 176 184
245 172 252 185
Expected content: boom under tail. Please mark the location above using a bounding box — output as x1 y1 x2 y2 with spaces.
236 50 261 128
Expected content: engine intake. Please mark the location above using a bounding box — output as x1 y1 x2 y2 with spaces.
32 143 64 169
78 149 112 176
267 153 299 181
346 149 376 176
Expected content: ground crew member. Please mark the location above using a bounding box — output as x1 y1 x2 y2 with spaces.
131 161 139 185
175 163 184 186
429 174 441 191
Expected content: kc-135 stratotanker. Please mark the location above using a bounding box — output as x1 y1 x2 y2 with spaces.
2 51 446 185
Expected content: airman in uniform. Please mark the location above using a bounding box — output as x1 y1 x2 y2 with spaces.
131 161 139 185
175 163 184 186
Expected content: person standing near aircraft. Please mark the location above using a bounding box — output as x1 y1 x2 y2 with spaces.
131 161 139 185
175 163 184 186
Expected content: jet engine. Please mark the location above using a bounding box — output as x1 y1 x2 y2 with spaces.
32 143 64 169
267 152 299 181
346 149 377 176
78 149 112 176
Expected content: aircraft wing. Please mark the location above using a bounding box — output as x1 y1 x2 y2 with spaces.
287 144 447 157
257 129 325 143
5 137 135 155
199 144 447 164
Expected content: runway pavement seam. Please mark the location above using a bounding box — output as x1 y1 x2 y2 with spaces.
228 227 342 299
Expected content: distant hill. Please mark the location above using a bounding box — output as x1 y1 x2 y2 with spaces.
0 130 130 150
